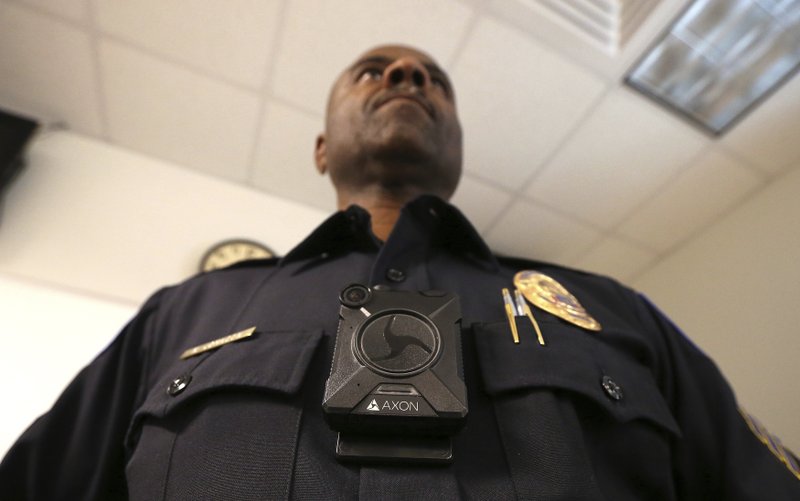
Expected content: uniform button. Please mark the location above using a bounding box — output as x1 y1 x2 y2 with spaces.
167 374 192 396
601 375 623 401
386 268 406 282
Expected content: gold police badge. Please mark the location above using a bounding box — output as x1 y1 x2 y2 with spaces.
514 271 601 332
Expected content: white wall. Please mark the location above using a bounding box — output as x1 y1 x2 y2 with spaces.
0 130 329 303
634 166 800 453
0 274 136 457
0 131 328 457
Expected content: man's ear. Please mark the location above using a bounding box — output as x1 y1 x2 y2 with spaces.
314 134 327 175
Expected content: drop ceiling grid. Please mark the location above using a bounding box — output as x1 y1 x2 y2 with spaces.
91 0 286 90
242 0 291 187
249 101 335 211
471 83 619 264
2 0 799 283
441 12 625 266
449 15 611 192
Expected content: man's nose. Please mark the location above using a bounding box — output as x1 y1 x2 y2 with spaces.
382 57 429 89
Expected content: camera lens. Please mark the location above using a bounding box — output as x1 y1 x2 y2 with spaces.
340 284 371 307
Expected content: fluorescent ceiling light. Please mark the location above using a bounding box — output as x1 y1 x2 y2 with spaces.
626 0 800 135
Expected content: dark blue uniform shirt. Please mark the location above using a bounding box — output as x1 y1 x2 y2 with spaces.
2 195 799 500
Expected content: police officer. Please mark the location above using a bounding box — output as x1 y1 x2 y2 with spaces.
1 45 799 500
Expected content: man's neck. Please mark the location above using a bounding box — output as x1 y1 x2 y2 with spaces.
338 192 407 242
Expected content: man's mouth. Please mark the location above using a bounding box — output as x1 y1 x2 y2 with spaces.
374 92 435 119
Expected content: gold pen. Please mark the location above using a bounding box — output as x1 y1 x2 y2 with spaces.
515 289 546 346
502 288 520 344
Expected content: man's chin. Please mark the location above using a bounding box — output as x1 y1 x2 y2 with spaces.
371 124 437 157
373 140 435 165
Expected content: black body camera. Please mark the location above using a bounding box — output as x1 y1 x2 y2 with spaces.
322 284 467 464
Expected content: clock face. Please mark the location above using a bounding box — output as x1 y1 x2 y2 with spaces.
201 239 274 272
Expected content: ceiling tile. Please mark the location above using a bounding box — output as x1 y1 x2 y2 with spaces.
16 0 87 22
485 198 601 264
526 88 708 228
617 149 764 252
271 0 474 114
721 74 800 175
572 236 657 283
0 2 101 133
450 175 513 233
99 41 261 182
250 101 337 212
93 0 283 88
451 16 608 190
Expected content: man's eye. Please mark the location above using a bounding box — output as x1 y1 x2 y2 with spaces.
431 77 450 94
357 68 382 83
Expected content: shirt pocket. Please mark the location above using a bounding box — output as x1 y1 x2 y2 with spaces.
125 328 323 501
474 320 683 499
472 319 679 438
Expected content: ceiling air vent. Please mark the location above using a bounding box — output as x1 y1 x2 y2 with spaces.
517 0 663 54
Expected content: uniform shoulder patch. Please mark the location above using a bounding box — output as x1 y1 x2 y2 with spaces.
740 407 800 480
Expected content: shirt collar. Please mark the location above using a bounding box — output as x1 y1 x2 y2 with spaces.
280 195 498 271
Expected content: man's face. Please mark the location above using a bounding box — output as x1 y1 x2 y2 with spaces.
316 45 463 201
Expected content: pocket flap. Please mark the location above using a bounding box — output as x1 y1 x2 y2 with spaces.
133 328 323 425
473 319 680 438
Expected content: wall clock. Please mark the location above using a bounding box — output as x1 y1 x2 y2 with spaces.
200 239 274 272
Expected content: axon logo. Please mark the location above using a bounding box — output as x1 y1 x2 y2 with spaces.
365 398 420 413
